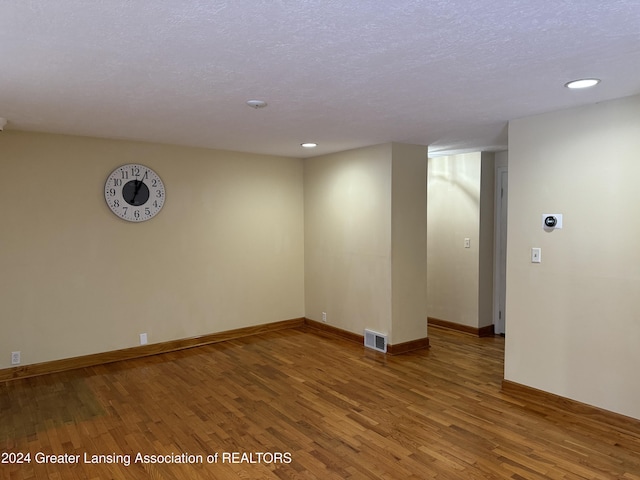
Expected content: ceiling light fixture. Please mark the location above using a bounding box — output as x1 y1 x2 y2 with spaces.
564 78 600 89
301 143 317 148
246 100 267 108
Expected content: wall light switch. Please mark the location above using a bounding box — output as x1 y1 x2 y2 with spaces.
531 248 541 263
464 238 471 248
140 333 148 345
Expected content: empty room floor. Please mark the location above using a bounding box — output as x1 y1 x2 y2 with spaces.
1 325 639 479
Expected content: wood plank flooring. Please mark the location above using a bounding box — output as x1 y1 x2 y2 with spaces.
1 326 639 479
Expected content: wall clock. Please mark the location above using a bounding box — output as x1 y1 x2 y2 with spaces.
104 164 165 222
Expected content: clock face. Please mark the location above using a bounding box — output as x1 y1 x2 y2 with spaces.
104 164 165 222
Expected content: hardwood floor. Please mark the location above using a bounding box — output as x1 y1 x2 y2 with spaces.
1 326 639 479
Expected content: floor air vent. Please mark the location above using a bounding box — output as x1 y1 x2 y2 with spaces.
364 329 387 353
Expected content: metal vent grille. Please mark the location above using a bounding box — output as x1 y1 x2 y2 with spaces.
364 329 387 353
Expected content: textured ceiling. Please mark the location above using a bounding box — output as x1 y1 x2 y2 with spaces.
1 1 639 158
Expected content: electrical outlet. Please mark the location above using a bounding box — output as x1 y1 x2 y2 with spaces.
11 351 20 365
322 312 327 323
140 333 148 345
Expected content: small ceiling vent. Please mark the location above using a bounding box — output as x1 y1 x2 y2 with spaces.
364 329 387 353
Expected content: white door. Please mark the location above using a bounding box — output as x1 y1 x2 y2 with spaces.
494 167 508 335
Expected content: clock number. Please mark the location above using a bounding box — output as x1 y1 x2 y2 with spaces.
121 171 129 180
153 200 159 208
113 178 122 187
130 166 148 179
108 188 116 196
156 190 163 198
151 179 157 187
145 207 150 216
113 199 120 208
134 209 140 219
122 206 128 215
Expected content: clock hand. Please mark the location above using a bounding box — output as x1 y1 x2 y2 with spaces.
132 177 144 203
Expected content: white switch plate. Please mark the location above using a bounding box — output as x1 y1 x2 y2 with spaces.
140 333 148 345
531 248 541 263
464 238 470 248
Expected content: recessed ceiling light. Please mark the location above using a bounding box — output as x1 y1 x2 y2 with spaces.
301 143 317 148
564 78 600 89
246 99 267 108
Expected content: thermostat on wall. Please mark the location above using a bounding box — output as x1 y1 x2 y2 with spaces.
542 213 563 230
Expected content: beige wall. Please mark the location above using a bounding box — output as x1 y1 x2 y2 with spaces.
506 94 640 420
304 144 393 337
390 143 428 344
427 152 494 328
304 143 428 344
0 131 305 368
